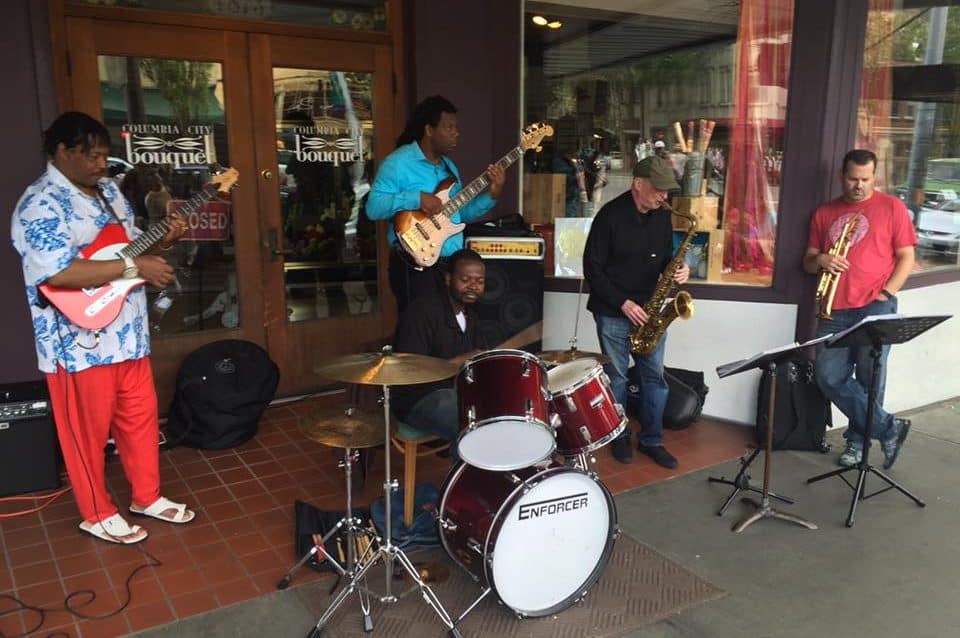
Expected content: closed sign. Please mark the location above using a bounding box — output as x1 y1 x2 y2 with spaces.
169 200 232 241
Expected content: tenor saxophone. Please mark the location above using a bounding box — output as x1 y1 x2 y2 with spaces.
628 201 698 355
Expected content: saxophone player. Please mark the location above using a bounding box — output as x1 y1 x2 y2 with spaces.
802 149 916 469
583 156 688 467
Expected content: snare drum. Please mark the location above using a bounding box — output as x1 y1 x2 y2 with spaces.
547 359 627 455
438 462 617 618
456 350 554 470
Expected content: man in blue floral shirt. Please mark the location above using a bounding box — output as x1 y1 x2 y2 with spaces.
11 112 194 544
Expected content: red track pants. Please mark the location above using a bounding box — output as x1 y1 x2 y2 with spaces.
46 357 160 524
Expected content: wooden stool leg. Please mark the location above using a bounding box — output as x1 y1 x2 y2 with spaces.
404 440 418 526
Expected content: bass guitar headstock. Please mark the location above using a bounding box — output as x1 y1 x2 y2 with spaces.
208 166 239 194
520 122 554 153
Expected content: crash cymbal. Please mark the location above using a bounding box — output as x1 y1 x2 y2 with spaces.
300 406 383 449
537 349 611 366
314 350 458 386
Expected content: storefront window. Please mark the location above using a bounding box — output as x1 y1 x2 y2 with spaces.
98 55 238 337
858 1 960 273
68 0 387 31
523 0 795 287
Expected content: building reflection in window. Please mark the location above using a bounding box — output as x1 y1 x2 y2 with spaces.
858 1 960 274
523 0 795 287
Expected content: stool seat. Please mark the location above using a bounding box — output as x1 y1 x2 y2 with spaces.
390 420 450 526
395 421 435 441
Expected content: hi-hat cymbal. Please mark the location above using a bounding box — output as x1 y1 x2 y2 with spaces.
537 349 611 365
315 351 458 386
300 406 383 449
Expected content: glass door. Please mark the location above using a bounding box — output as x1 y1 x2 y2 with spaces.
248 35 395 394
64 19 264 407
63 18 395 401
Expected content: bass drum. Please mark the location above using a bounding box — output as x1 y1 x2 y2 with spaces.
438 462 617 618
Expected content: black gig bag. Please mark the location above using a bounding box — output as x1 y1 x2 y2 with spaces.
755 357 831 452
166 339 280 450
627 366 709 430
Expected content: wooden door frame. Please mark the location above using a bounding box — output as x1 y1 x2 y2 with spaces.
247 33 398 394
48 0 410 399
61 17 266 406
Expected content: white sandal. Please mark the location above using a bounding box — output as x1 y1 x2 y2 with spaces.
129 496 196 524
79 513 148 544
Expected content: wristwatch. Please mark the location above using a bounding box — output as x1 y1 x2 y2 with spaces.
121 256 139 279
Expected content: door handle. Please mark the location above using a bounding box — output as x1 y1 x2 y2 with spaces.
267 228 293 261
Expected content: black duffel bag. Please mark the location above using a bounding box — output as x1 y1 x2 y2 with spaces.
627 366 709 430
166 339 280 450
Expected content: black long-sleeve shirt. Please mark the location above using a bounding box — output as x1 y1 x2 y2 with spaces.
583 190 673 318
391 292 490 420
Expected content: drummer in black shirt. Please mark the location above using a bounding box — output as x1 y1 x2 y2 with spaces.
392 249 492 458
583 156 688 468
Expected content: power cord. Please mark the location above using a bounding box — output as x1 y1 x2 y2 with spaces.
0 319 165 637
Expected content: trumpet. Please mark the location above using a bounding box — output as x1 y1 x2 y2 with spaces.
816 213 861 320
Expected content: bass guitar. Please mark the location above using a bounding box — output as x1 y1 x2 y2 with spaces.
394 122 553 269
39 168 238 330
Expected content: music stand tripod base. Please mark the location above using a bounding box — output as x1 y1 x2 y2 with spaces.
732 365 818 533
708 447 795 517
804 315 946 527
716 345 823 533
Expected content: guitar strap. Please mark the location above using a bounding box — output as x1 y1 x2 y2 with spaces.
95 186 130 227
438 156 456 186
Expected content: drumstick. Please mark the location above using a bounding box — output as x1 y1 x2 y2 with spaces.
495 320 543 351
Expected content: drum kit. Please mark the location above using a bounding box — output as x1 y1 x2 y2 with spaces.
294 344 626 637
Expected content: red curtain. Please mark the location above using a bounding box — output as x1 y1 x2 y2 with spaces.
857 0 894 191
722 0 795 276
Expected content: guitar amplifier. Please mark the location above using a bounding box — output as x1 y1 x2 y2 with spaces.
0 381 61 497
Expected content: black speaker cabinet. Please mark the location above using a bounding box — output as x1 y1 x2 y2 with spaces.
0 380 61 497
473 259 544 349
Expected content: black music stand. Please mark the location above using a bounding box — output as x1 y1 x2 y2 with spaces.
713 339 825 533
806 314 950 528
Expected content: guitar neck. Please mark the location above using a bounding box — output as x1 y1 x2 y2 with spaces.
118 188 215 258
439 145 524 219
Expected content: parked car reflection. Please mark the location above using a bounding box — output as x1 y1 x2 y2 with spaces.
915 198 960 258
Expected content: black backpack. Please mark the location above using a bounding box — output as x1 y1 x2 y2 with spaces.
166 339 280 450
755 357 832 452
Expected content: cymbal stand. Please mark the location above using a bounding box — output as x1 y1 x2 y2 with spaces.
278 446 374 623
305 383 462 638
567 275 586 352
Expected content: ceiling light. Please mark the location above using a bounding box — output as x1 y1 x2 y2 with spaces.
532 15 548 26
547 21 562 29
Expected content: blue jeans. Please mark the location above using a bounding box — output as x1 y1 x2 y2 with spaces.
814 297 898 445
403 388 460 462
595 314 668 447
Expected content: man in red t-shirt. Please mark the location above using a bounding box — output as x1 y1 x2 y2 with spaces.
803 149 916 470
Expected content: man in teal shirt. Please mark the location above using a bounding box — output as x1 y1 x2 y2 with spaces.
367 95 505 311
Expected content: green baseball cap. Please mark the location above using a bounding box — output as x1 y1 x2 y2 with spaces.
633 156 680 191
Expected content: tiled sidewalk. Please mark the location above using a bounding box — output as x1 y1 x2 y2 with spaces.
0 397 750 637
